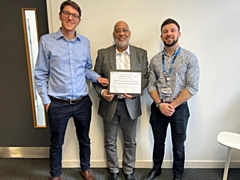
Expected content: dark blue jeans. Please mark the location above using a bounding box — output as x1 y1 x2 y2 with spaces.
150 102 189 179
48 95 92 177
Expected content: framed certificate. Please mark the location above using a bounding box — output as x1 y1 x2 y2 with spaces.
108 70 143 95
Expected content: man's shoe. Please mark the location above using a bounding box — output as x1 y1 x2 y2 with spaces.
145 169 161 180
123 172 135 180
108 172 119 180
50 177 61 180
80 170 96 180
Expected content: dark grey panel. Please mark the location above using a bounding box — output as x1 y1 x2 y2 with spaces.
0 0 50 146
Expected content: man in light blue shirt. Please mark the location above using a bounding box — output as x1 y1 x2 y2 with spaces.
34 1 108 180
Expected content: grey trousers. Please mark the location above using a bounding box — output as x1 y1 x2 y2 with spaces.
103 101 138 174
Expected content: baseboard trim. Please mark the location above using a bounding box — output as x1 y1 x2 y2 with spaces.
1 147 239 169
62 159 240 168
0 147 49 158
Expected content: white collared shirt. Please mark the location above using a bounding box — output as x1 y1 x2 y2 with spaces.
116 46 130 70
101 46 131 97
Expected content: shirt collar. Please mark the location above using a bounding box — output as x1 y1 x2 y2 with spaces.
56 28 81 41
163 46 181 57
56 28 64 39
116 45 130 55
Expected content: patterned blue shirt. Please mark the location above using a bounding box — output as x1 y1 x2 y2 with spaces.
35 29 100 105
147 47 200 102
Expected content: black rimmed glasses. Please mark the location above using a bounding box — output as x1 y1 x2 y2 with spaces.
61 10 80 20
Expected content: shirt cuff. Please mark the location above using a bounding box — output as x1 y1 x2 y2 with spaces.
101 89 106 97
42 95 51 105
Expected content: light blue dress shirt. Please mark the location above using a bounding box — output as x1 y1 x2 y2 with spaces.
35 29 100 105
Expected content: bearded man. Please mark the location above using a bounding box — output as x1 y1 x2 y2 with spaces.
145 18 200 180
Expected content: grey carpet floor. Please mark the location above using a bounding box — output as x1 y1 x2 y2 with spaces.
0 158 239 180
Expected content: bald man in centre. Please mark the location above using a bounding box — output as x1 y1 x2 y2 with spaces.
93 21 149 180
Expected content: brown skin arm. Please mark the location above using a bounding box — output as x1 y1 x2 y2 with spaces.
121 93 135 99
149 90 174 116
149 89 192 117
149 90 161 104
102 89 115 102
170 89 192 108
159 89 192 117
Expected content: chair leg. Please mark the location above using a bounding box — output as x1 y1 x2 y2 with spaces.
223 147 232 180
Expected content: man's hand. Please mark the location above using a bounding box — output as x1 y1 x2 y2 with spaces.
44 103 50 112
159 103 175 116
102 89 115 102
97 77 109 87
121 93 135 99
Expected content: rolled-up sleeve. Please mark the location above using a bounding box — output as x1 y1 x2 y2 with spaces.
185 53 200 96
147 60 158 93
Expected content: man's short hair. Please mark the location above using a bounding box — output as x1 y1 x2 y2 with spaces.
161 18 180 32
60 0 82 17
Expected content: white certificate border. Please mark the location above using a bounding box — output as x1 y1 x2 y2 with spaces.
108 70 143 95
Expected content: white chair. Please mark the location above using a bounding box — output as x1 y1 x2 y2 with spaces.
217 131 240 180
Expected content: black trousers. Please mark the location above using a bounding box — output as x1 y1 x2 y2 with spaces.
48 95 92 177
149 102 189 178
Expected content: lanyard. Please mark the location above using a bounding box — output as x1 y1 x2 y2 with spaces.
161 47 181 81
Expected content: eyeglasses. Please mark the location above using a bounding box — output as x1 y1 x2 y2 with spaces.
114 28 129 34
61 11 80 20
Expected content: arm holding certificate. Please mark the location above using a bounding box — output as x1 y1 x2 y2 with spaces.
92 21 148 178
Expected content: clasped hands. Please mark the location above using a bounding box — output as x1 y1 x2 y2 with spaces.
158 103 175 117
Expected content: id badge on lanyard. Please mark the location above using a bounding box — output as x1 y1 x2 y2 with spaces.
161 47 181 102
160 87 172 102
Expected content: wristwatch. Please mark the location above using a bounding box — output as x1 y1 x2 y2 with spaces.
156 102 162 108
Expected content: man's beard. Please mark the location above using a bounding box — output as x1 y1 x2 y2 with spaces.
163 38 178 47
114 39 129 48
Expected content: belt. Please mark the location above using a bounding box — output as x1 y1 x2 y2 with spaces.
118 98 125 101
50 96 87 105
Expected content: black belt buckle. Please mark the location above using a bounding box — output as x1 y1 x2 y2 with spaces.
69 96 84 104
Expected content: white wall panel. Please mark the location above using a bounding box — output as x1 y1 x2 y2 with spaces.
47 0 240 168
